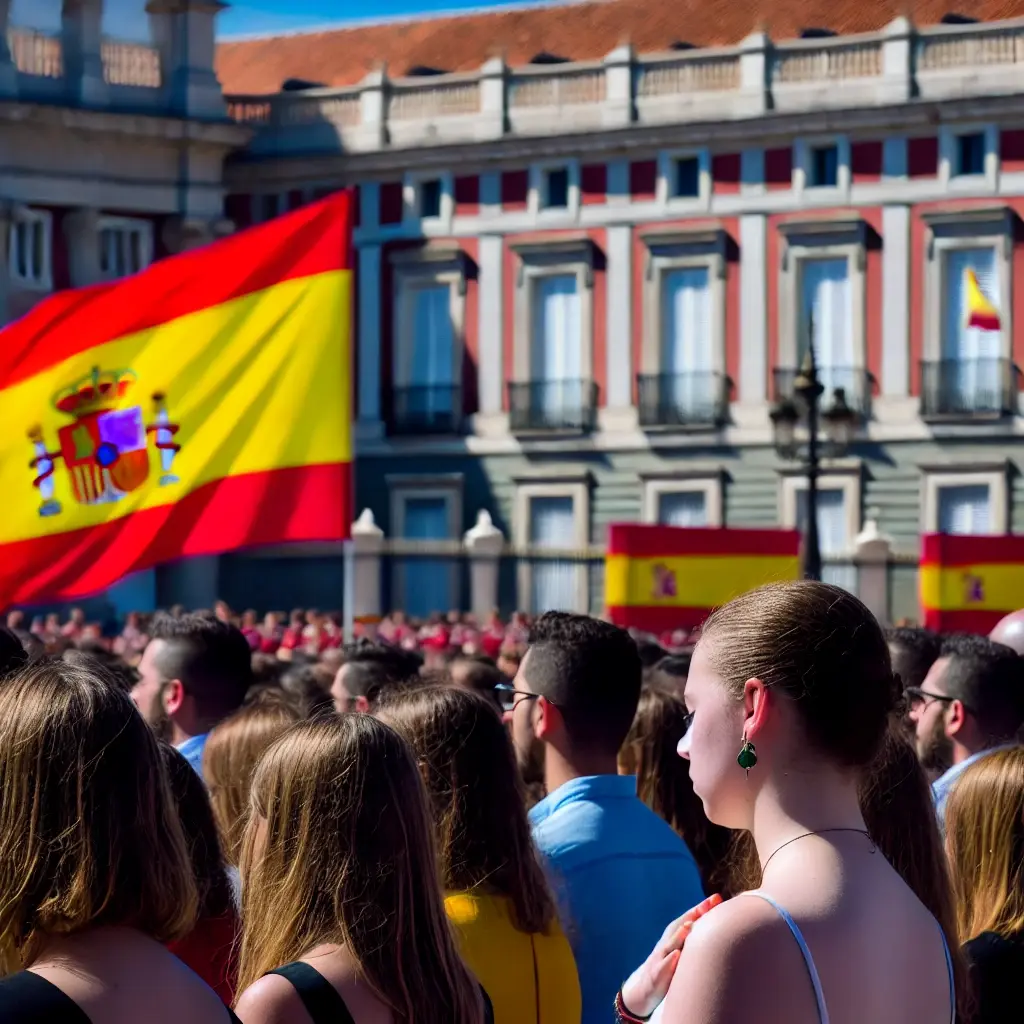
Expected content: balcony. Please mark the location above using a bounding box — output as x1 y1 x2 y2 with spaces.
390 385 463 436
920 358 1018 420
773 365 873 418
508 379 598 434
637 372 729 429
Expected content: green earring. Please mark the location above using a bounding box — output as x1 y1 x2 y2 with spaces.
737 738 757 774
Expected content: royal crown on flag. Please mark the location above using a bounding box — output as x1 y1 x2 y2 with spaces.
51 366 137 416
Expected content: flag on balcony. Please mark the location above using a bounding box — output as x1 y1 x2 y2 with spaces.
965 268 1001 331
605 524 801 633
0 192 354 608
920 533 1024 634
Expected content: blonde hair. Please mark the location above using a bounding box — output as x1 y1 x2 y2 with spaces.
236 715 484 1024
0 661 197 971
946 745 1024 943
203 692 301 865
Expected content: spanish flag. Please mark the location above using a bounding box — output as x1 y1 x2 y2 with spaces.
0 192 353 608
605 524 801 632
965 268 1000 332
920 534 1024 634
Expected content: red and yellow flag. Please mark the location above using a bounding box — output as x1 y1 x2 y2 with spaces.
0 192 354 608
605 524 801 632
920 534 1024 634
965 268 1000 331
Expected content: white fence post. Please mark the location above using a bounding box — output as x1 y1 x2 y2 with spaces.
464 510 504 620
351 508 384 620
855 509 893 626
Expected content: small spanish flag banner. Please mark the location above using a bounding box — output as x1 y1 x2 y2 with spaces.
605 524 801 632
920 534 1024 634
0 191 354 608
965 268 1000 332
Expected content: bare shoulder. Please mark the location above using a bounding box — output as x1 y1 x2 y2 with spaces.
234 974 313 1024
682 893 790 964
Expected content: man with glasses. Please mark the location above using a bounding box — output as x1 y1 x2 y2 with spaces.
908 632 1024 823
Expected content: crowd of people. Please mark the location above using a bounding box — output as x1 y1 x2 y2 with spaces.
0 586 1023 1023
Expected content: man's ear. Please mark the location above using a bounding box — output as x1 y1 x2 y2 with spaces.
534 696 563 741
163 679 186 716
354 695 371 714
945 698 967 739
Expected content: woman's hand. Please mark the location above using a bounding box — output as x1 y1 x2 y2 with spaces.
620 894 724 1018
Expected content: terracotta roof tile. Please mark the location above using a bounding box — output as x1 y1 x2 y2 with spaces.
216 0 1024 95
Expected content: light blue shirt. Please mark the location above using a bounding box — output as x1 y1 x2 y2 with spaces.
176 733 209 779
529 775 705 1024
933 746 1010 825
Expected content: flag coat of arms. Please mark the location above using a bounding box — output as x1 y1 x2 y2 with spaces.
920 534 1024 634
0 192 354 608
605 524 802 632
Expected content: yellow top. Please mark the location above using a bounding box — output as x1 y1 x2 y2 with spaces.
445 890 582 1024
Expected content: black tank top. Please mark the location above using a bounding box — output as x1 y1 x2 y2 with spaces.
0 969 243 1024
268 961 495 1024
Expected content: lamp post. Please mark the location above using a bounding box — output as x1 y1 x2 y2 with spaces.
770 319 858 581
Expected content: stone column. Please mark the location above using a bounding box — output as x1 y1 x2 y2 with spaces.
146 0 226 119
739 32 769 116
479 57 506 139
355 69 386 151
64 207 102 287
477 234 503 418
351 508 384 620
880 17 913 104
464 510 504 620
855 511 893 626
62 0 108 107
602 45 633 127
739 214 768 402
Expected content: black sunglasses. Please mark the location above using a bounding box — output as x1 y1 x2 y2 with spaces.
494 682 552 712
904 686 957 708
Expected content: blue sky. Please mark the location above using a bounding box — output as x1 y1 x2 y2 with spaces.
11 0 525 40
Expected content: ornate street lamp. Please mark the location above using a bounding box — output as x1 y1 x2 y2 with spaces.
770 320 859 581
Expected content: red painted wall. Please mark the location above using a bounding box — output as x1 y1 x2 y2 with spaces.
712 153 741 195
851 141 883 183
765 148 792 191
380 182 403 224
1001 130 1024 173
629 218 740 398
581 164 607 205
501 170 528 211
501 228 608 407
454 175 479 216
461 237 480 414
630 161 657 202
908 138 939 179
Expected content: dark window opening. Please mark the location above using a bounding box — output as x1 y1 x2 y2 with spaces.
544 168 570 209
956 133 986 176
810 144 839 187
673 156 700 197
420 179 443 218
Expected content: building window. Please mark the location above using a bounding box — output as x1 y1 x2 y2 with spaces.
258 194 282 223
658 490 707 526
98 219 153 280
922 467 1007 535
799 256 853 391
9 208 51 290
419 178 442 219
389 475 463 618
672 157 700 198
955 133 986 177
543 167 570 209
809 144 839 188
532 274 581 380
643 476 724 526
515 478 591 613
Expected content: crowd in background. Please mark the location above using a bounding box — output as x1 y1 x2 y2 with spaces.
0 588 1022 1023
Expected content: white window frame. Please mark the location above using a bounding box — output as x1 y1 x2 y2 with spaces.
387 473 463 615
402 170 454 231
640 226 727 377
779 464 862 556
642 473 724 527
777 218 867 371
390 245 470 390
940 124 998 192
656 147 711 211
921 207 1014 362
97 216 154 281
9 206 52 291
920 464 1008 535
514 476 591 614
794 136 851 202
528 159 580 220
511 238 595 382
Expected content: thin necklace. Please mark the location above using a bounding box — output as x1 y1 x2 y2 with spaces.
761 827 875 877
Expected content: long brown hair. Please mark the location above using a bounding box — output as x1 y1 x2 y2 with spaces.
0 661 197 971
620 684 734 896
379 685 557 934
236 715 484 1024
946 745 1024 943
203 692 301 865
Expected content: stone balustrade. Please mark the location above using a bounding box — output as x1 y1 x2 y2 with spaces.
9 29 161 90
227 15 1024 156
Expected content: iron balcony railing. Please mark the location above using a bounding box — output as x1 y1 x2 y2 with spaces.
507 379 598 433
390 385 463 435
920 358 1018 419
773 365 874 417
637 371 729 429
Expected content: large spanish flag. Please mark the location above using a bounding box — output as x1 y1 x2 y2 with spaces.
605 524 801 632
920 534 1024 634
965 268 1000 332
0 192 353 608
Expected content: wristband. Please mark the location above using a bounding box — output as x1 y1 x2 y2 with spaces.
615 987 653 1023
